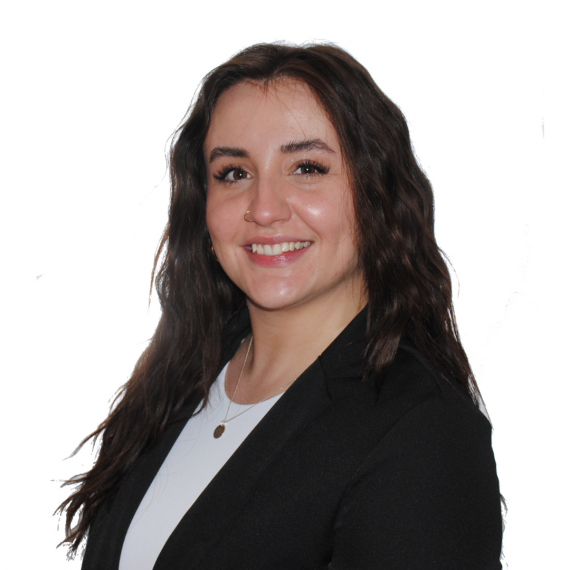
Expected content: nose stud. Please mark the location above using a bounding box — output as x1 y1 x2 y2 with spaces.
244 210 253 222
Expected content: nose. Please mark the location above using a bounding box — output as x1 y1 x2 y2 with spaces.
246 175 291 227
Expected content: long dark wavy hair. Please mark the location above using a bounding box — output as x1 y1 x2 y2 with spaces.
57 42 482 554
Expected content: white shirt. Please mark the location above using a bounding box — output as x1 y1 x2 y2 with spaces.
118 362 283 570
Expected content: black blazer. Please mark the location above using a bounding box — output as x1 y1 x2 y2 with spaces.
82 308 503 570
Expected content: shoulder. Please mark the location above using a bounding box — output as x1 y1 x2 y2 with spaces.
317 307 487 433
372 343 494 466
386 341 490 434
325 336 490 447
317 336 498 500
327 345 503 569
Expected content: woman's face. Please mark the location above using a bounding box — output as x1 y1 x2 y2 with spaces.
205 80 364 312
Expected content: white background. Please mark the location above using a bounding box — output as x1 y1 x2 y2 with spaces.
1 1 568 568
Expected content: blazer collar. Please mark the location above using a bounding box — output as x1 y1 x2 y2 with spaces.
317 305 368 381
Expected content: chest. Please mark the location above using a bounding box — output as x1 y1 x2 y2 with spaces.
83 386 382 570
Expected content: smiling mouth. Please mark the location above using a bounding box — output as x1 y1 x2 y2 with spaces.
249 241 312 256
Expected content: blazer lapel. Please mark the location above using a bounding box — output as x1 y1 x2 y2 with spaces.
153 357 333 570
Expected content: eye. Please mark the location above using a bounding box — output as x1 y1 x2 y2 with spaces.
213 166 252 183
226 168 250 181
293 161 329 176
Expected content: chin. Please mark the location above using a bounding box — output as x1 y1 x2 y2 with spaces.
244 286 311 312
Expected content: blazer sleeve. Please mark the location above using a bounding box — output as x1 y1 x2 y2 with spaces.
327 394 503 570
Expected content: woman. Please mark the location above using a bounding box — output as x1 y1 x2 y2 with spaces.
58 43 503 569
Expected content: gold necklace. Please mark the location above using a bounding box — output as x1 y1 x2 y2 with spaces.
213 337 294 438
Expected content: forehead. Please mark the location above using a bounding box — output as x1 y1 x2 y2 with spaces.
205 80 339 151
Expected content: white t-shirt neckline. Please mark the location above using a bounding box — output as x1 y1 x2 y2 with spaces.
118 361 283 570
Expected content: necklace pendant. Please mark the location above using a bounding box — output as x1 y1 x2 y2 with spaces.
213 423 226 439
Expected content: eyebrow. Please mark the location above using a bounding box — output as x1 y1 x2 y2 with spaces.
208 138 335 164
209 146 250 163
280 138 335 154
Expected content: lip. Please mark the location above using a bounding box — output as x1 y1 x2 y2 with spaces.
243 241 312 268
244 235 312 247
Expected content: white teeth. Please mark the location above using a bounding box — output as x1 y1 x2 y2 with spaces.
250 241 312 256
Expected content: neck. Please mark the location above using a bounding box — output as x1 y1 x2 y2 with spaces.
226 284 367 404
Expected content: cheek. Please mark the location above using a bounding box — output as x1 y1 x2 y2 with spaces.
298 192 355 247
206 194 238 242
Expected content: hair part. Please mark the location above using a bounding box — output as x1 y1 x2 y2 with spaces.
56 41 482 554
